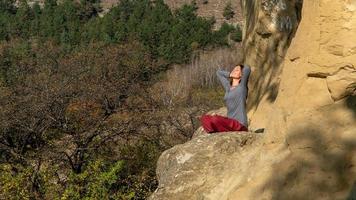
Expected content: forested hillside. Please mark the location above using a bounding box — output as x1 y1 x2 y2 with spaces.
0 0 243 199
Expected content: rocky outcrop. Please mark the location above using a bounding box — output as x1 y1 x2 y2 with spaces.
150 0 356 199
149 131 263 200
307 64 356 101
247 0 356 142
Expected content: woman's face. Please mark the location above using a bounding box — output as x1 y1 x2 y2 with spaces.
231 65 242 78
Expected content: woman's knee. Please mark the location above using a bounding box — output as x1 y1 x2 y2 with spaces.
209 116 222 125
200 114 210 124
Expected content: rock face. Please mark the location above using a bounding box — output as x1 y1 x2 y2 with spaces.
248 0 356 138
242 0 303 115
149 131 263 200
149 0 356 199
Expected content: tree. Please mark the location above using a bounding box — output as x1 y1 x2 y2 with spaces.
78 0 103 21
212 22 235 46
223 1 234 20
14 0 35 39
44 0 57 10
0 0 16 14
0 0 16 40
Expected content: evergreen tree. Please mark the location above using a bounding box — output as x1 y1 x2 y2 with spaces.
223 1 234 20
0 0 16 14
30 2 42 36
0 0 16 40
14 0 34 39
44 0 57 10
78 0 102 21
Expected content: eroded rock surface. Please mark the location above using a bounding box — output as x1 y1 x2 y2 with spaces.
149 132 262 200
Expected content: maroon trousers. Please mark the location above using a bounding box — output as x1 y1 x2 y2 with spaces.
199 114 248 133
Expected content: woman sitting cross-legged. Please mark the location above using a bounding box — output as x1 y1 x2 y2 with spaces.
200 63 251 133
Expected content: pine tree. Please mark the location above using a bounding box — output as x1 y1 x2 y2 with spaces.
223 1 234 20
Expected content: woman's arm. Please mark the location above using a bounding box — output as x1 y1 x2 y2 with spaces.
216 67 231 92
240 65 251 87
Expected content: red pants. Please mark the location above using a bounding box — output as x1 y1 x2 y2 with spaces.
199 114 248 133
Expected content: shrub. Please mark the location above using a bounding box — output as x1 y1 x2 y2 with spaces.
223 1 234 20
211 22 235 46
230 24 243 42
62 159 128 200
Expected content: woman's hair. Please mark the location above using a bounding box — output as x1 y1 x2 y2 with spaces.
229 63 249 99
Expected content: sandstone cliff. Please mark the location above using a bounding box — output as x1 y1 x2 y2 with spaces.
149 0 356 199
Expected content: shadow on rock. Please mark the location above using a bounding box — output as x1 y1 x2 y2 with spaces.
253 123 356 199
242 0 304 112
346 95 356 119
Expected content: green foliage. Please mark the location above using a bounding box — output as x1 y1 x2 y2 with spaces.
0 0 101 46
0 0 16 14
117 139 160 198
157 2 215 63
78 0 102 21
230 24 243 42
0 163 63 200
212 22 235 46
0 0 16 40
62 159 130 200
223 1 234 20
13 0 34 39
0 164 33 200
44 0 57 9
0 0 231 64
0 160 134 200
92 0 217 63
0 39 33 86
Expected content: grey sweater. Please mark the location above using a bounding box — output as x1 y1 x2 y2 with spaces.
216 65 251 128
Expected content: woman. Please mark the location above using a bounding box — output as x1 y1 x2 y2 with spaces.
200 63 251 133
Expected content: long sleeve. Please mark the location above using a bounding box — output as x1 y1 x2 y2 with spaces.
216 68 231 92
240 65 251 87
218 65 251 128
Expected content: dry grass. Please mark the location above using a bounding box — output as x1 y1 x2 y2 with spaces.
163 44 244 98
148 43 244 110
